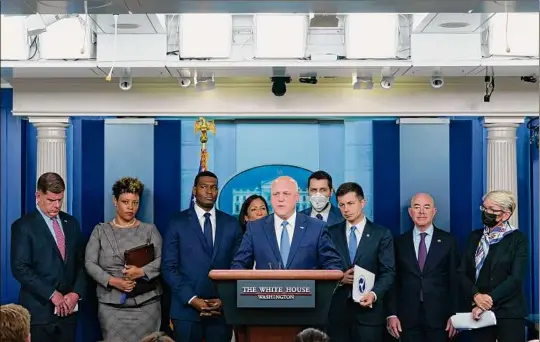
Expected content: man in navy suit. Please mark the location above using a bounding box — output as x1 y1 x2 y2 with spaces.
300 170 344 226
162 171 243 342
327 182 395 342
386 193 459 342
10 172 86 342
231 176 341 270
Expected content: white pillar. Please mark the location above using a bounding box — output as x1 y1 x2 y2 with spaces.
29 117 70 211
484 117 525 228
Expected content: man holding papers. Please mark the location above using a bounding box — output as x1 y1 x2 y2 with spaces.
326 182 395 342
386 193 459 342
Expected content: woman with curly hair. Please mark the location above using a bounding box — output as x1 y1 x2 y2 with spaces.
85 177 163 342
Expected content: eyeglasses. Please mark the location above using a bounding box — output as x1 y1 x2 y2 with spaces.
479 206 503 215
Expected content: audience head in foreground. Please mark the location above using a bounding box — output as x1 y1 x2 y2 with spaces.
295 328 330 342
0 304 31 342
139 332 175 342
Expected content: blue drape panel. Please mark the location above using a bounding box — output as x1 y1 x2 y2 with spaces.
153 120 181 236
531 130 539 315
516 122 533 314
0 89 22 304
71 118 105 342
319 121 345 206
449 119 484 250
23 122 37 215
372 120 401 237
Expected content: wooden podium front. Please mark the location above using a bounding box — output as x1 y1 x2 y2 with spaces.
209 270 343 342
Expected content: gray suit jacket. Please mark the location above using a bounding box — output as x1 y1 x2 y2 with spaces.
85 222 163 305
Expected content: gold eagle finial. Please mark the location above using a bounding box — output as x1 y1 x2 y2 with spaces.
194 117 216 146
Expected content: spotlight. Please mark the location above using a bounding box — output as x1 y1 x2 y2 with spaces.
430 75 444 89
271 77 291 96
177 70 191 88
484 74 495 102
352 75 373 90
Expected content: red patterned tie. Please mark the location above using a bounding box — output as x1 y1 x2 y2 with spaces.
52 217 66 260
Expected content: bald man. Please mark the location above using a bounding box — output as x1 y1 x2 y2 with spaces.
386 193 460 342
231 176 341 270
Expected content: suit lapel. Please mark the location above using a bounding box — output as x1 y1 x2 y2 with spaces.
327 207 339 226
101 222 123 261
211 210 226 262
33 210 65 262
354 220 373 265
402 229 421 274
188 208 210 255
286 214 308 268
332 222 351 269
489 230 514 272
262 216 282 264
423 228 444 273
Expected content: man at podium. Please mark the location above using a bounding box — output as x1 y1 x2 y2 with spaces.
231 176 341 270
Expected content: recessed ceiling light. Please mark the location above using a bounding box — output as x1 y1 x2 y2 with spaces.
439 22 470 28
111 23 141 29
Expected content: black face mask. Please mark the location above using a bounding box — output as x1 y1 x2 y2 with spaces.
482 211 499 228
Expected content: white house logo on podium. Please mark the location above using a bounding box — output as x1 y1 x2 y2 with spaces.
358 275 366 294
218 165 313 216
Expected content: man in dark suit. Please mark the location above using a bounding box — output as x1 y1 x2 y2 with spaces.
327 182 395 342
300 170 344 226
10 172 86 342
387 193 459 342
231 176 341 270
162 171 243 342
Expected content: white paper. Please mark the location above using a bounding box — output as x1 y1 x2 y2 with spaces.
54 303 78 314
450 311 497 330
352 265 375 303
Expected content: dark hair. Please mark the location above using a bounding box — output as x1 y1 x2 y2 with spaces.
308 170 333 190
37 172 65 194
295 328 329 342
336 182 365 199
238 195 269 233
193 171 218 187
112 177 145 200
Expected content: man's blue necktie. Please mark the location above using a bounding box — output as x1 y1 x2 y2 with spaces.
280 221 291 267
203 212 213 254
348 226 358 264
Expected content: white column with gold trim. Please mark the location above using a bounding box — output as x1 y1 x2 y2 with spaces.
484 117 525 227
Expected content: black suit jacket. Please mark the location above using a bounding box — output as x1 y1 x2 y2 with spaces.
458 228 528 319
10 210 86 325
387 227 460 329
328 219 395 325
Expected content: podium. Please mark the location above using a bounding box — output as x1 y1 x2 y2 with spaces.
209 270 343 342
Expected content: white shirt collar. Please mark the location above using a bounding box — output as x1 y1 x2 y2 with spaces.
194 202 216 219
346 216 367 232
274 212 297 228
413 225 434 236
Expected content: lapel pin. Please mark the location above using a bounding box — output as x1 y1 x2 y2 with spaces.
366 234 370 237
437 239 441 243
300 226 305 230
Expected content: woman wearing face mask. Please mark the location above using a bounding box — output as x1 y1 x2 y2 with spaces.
458 190 528 342
238 194 269 233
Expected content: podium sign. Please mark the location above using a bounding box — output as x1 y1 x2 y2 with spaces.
237 280 315 308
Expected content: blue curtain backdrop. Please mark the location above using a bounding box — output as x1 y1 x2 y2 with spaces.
0 89 22 304
530 121 539 315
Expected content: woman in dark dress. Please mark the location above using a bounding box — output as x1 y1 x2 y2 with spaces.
459 190 528 342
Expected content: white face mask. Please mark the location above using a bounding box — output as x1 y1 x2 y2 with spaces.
309 192 330 212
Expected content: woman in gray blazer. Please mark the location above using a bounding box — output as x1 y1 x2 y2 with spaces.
85 177 163 342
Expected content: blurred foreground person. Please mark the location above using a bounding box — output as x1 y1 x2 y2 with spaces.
1 304 31 342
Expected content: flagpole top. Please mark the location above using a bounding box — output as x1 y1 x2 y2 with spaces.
194 117 216 148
